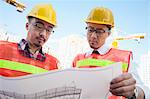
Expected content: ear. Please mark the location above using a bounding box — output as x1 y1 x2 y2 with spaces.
26 23 29 30
26 23 30 38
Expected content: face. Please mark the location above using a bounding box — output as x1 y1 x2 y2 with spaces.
86 23 110 49
26 18 54 47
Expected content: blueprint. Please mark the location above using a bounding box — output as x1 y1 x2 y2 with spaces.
0 62 122 99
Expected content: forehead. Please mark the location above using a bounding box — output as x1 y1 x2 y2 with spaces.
87 23 108 29
31 18 54 27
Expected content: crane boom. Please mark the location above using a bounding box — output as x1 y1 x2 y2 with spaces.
3 0 26 12
112 34 145 48
114 34 145 40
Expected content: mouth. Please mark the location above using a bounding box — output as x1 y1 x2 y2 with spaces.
37 37 46 43
89 40 97 45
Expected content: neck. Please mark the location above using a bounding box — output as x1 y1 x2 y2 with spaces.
94 49 98 51
28 42 41 54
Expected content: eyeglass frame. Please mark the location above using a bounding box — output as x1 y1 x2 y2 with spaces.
86 26 110 36
31 22 54 34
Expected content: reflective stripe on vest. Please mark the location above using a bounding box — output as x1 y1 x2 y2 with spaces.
76 58 128 72
0 41 58 77
0 59 48 74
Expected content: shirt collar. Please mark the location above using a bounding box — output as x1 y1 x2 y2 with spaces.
86 43 111 56
18 39 45 55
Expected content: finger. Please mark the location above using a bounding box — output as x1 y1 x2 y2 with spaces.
110 77 136 89
111 73 132 84
110 85 135 96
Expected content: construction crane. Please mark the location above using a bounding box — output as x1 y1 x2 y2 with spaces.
3 0 26 12
112 33 145 48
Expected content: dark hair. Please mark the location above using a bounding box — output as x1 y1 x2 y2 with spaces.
107 25 112 31
27 16 34 23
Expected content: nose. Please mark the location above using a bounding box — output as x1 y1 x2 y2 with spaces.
90 32 97 38
39 29 47 37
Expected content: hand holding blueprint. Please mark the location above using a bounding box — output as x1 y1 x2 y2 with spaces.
0 62 122 99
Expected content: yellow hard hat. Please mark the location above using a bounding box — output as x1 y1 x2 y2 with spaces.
86 7 114 28
27 3 57 26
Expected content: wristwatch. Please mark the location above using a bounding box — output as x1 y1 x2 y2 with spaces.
128 87 138 99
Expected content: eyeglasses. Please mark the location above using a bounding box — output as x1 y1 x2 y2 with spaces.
86 26 109 36
32 22 54 33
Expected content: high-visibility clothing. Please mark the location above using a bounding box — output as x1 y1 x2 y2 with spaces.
72 48 132 99
108 96 125 99
73 48 132 72
0 41 58 77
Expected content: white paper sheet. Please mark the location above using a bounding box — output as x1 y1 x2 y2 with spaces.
0 62 122 99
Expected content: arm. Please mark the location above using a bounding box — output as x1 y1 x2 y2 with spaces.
109 60 149 98
109 73 145 99
129 62 150 99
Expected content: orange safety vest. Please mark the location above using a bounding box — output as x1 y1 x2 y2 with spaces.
72 48 132 99
0 41 59 77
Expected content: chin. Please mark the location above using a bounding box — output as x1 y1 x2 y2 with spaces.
34 43 42 47
37 41 45 47
90 45 99 49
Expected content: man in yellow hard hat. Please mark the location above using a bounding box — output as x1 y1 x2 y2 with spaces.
0 3 59 77
72 7 149 99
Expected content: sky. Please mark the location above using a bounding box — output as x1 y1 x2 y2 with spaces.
0 0 149 64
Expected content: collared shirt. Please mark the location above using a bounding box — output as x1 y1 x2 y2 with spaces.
85 43 110 56
18 39 46 62
85 43 150 99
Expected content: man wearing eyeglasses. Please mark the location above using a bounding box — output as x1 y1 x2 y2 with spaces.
0 3 59 77
72 7 149 99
